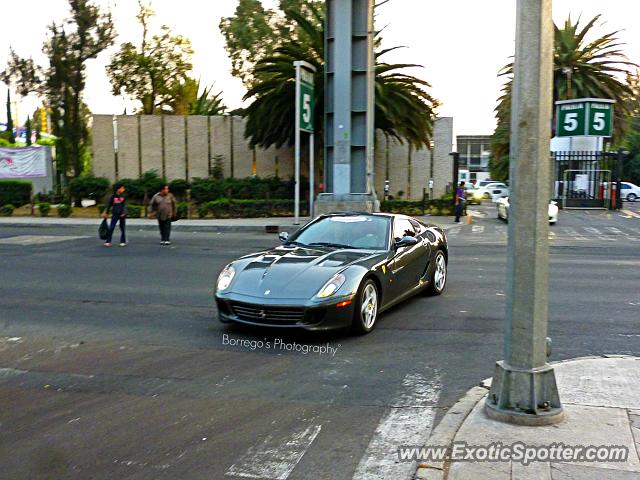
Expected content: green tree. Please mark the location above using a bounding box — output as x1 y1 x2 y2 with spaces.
25 115 32 146
490 14 637 180
3 0 115 179
242 4 438 151
165 77 226 116
107 1 193 114
3 90 15 143
219 0 323 88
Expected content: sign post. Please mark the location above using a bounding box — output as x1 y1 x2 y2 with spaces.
293 61 316 225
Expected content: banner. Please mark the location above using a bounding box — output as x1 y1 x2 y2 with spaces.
0 146 48 178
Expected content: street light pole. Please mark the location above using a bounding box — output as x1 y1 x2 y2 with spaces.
485 0 564 425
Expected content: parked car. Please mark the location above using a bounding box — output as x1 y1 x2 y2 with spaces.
474 182 509 202
464 183 482 205
215 213 449 334
496 197 558 224
621 182 640 202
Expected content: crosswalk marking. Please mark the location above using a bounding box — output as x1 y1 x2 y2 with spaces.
0 235 88 245
471 225 484 234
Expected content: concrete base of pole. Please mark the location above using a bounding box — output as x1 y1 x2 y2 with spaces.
485 360 564 426
314 193 379 216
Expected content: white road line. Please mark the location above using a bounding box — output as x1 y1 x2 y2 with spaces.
583 227 602 236
225 420 321 480
0 235 88 245
352 373 440 480
560 227 586 241
471 225 484 234
606 226 625 235
448 227 461 237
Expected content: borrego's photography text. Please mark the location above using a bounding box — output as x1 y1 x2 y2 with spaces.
1 0 640 479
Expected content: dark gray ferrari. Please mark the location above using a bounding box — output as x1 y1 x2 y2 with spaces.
214 213 448 334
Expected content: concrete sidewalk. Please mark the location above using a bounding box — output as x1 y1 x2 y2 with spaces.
0 215 459 233
415 356 640 480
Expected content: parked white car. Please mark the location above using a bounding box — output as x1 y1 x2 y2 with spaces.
496 197 559 224
474 182 509 202
621 182 640 202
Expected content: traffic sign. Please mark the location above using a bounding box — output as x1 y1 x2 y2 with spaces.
298 67 314 133
555 98 614 137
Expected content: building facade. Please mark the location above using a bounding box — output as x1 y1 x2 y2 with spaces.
456 135 492 183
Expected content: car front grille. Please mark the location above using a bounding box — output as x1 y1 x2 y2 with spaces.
229 302 305 325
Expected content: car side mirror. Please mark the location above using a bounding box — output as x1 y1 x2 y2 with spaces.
395 235 419 249
279 231 289 243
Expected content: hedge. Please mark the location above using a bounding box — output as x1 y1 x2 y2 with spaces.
68 176 110 201
38 202 51 217
204 198 308 218
380 198 458 216
0 180 32 207
190 176 303 203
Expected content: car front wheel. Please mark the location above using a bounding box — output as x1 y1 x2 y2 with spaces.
352 279 379 334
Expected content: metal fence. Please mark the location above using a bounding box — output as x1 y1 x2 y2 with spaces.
552 151 624 209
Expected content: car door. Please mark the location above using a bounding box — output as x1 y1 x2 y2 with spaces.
389 217 429 299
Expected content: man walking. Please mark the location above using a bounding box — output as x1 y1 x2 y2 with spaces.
150 184 177 245
103 184 127 247
454 181 466 223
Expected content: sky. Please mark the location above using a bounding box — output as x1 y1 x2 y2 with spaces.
1 0 639 138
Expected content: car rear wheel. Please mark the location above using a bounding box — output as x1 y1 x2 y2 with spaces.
352 279 379 334
483 192 491 199
628 193 637 202
425 250 447 296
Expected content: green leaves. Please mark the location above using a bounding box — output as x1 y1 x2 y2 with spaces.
241 3 438 151
491 14 638 180
107 4 193 114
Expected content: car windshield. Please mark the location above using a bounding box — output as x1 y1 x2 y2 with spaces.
291 215 391 250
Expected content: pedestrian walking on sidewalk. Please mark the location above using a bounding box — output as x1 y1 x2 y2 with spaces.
454 181 466 223
150 184 177 245
103 184 127 247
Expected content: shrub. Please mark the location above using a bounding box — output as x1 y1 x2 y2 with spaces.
0 180 32 207
117 171 167 203
176 201 189 219
190 176 299 203
204 198 307 218
197 203 209 218
57 204 72 217
0 204 14 216
38 202 51 217
169 179 190 198
98 205 106 214
68 176 110 202
126 204 143 218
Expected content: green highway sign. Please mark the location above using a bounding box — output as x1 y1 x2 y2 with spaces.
556 98 614 137
299 67 314 133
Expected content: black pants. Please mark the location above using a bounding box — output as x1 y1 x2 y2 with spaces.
454 204 464 222
158 219 171 241
106 215 126 243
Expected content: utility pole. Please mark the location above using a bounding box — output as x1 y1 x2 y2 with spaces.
485 0 564 425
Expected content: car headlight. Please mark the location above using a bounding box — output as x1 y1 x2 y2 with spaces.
317 273 346 298
217 265 236 291
473 192 483 199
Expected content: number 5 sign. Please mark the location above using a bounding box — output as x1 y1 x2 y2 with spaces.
296 63 315 133
556 98 614 137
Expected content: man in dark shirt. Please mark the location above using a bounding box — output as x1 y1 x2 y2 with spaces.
102 184 127 247
454 181 466 223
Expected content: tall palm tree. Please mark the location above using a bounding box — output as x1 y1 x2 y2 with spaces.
242 4 439 150
490 14 637 180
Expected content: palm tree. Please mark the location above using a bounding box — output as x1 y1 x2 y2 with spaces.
490 14 637 180
242 4 439 150
166 77 227 115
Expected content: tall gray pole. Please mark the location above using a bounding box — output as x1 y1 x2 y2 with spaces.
485 0 564 425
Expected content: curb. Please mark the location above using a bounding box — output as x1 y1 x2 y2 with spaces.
414 354 639 480
0 220 297 234
414 385 489 480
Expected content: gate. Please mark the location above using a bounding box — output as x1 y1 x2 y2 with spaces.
552 151 624 209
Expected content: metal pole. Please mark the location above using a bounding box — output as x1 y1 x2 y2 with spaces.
485 0 564 426
294 62 301 225
309 133 314 218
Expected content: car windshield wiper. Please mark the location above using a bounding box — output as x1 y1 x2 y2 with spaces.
307 242 355 249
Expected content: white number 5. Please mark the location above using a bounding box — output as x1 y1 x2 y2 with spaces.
593 112 605 131
563 112 578 132
302 93 311 123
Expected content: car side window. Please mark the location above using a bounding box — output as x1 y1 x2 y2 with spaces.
409 219 423 233
393 219 415 241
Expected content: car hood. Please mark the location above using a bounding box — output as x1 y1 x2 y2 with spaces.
228 246 385 299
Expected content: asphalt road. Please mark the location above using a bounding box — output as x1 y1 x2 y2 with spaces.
0 204 639 479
